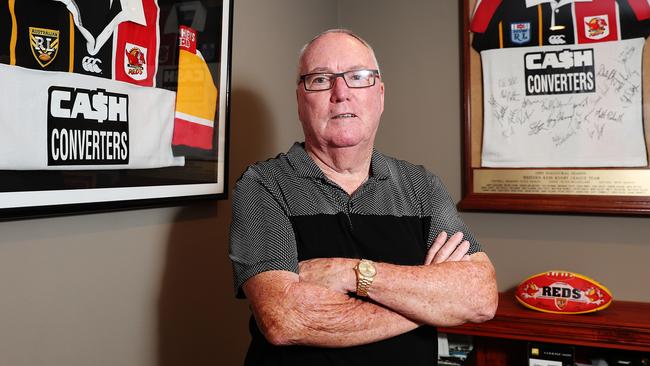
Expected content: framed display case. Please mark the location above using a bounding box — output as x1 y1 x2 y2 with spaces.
0 0 232 218
459 0 650 215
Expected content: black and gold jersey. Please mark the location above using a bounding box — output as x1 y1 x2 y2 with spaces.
2 0 74 71
0 0 160 85
0 0 11 64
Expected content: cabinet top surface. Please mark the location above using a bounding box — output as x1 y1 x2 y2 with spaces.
497 290 650 329
440 291 650 351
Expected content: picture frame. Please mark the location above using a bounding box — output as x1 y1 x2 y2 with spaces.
0 0 232 219
459 0 650 215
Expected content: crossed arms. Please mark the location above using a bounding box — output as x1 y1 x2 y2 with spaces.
242 231 498 348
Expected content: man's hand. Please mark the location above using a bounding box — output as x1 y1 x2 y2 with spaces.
424 231 471 265
298 257 357 293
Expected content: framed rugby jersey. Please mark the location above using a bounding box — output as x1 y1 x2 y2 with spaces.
0 0 232 217
458 0 650 215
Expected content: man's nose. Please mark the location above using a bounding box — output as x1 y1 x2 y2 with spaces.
330 76 350 102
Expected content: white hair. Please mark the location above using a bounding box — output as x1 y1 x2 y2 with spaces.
296 29 381 84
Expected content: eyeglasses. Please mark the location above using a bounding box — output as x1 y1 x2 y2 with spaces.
299 69 380 91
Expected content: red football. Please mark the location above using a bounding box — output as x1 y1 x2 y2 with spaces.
515 271 613 314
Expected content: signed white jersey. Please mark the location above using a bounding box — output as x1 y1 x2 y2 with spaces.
480 39 647 167
471 0 650 167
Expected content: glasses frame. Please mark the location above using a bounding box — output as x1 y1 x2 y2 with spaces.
299 69 380 91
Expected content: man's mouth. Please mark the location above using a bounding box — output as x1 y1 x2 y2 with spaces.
332 113 357 119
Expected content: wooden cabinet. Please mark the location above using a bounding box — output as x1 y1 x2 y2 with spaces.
439 291 650 366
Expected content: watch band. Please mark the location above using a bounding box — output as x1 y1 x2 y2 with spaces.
355 259 376 297
356 275 373 297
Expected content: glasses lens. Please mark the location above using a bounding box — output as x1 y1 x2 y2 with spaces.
302 70 378 91
344 70 376 88
304 74 333 91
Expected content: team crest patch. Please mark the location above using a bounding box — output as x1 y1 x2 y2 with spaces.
124 43 147 81
510 22 531 44
584 15 609 40
29 27 59 68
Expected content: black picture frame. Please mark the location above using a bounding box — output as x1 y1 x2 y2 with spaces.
0 0 233 219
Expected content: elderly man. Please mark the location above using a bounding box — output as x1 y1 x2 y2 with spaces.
230 29 497 365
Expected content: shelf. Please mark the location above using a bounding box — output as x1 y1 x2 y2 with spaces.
439 290 650 352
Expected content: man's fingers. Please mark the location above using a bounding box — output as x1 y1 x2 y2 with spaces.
424 231 447 265
448 240 470 262
433 232 464 264
426 231 471 265
298 259 311 272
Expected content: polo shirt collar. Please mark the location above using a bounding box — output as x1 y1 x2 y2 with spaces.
287 142 391 181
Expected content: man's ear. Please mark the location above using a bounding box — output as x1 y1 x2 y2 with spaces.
296 88 302 120
379 82 385 114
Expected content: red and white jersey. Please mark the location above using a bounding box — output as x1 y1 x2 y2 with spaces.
470 0 649 167
112 0 160 86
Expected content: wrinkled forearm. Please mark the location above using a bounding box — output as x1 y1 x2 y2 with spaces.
367 253 498 327
244 271 419 348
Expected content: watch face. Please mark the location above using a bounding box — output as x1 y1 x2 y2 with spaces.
359 261 376 277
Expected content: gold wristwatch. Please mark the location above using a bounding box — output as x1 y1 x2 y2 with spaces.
354 259 376 297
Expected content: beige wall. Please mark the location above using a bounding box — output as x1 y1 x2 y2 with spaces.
0 1 648 365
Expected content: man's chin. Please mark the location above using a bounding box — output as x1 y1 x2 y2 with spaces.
305 132 374 151
326 138 371 150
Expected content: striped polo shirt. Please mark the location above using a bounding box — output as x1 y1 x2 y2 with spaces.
229 142 482 366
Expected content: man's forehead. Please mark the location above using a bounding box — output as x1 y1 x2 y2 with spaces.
300 33 375 73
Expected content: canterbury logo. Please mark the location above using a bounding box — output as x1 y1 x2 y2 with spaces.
82 56 102 73
548 35 566 45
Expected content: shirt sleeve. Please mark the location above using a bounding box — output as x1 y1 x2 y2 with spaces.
627 0 650 21
470 0 503 52
470 0 502 34
229 167 299 298
423 171 483 255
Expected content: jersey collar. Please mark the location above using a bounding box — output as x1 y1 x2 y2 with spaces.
53 0 147 56
287 142 391 181
526 0 592 9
